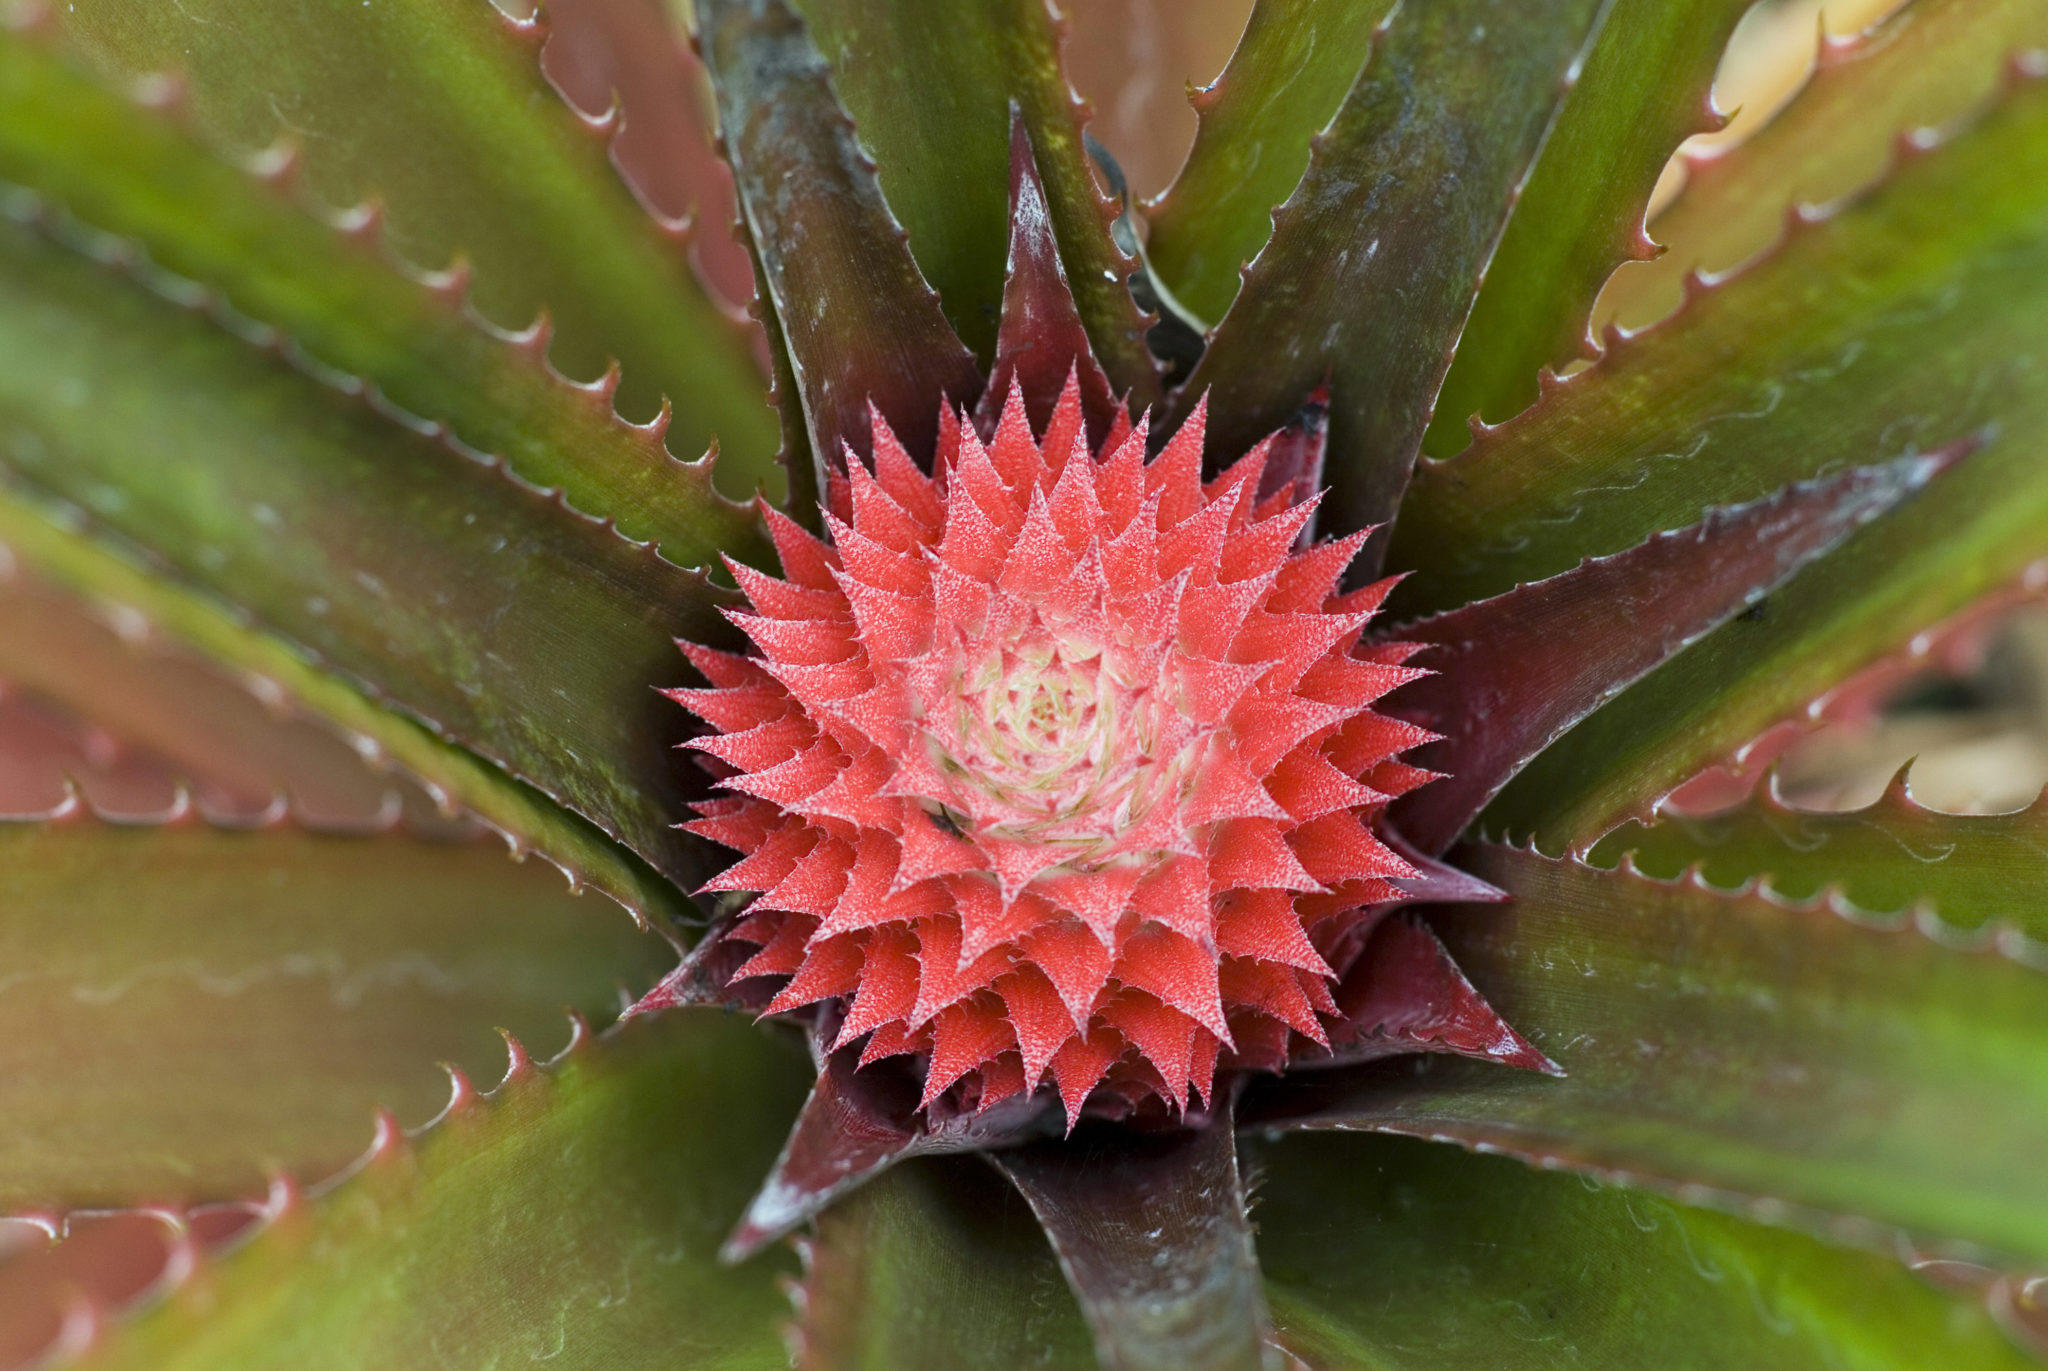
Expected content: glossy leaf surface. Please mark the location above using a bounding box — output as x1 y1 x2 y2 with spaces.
83 1013 810 1371
1254 843 2048 1267
996 1119 1271 1371
1141 0 1394 328
1389 450 1963 853
0 492 695 924
45 0 779 486
1175 0 1607 555
786 0 1157 403
795 1130 2035 1370
697 0 982 477
1421 0 1750 457
798 1156 1096 1371
1418 73 2048 848
0 212 724 887
1255 1132 2037 1371
0 28 773 566
0 816 668 1211
1601 0 2048 332
1594 777 2048 947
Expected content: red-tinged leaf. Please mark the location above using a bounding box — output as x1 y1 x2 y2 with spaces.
723 1046 1061 1262
1386 445 1973 854
971 115 1120 450
0 811 670 1213
1422 0 1752 457
1593 770 2048 947
0 28 777 566
1600 0 2048 335
0 211 728 891
0 1210 193 1369
695 0 982 480
784 0 1159 405
1252 1131 2040 1371
42 0 781 493
77 1013 811 1371
0 571 430 831
1315 913 1555 1075
1248 842 2048 1268
993 1112 1274 1371
1169 0 1608 563
795 1154 1097 1371
1142 0 1397 328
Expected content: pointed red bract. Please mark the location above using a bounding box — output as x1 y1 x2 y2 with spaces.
665 379 1468 1122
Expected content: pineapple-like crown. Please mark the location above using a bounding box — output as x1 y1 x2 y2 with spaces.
672 373 1439 1127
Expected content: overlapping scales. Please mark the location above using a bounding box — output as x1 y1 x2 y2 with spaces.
672 373 1448 1126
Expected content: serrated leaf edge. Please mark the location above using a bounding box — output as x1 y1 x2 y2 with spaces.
3 5 774 571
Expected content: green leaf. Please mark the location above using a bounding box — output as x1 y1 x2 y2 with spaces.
1259 842 2048 1268
1254 1131 2038 1371
0 815 670 1212
1140 0 1395 329
1389 62 2048 618
1171 0 1608 552
0 489 695 924
1401 73 2048 850
783 0 1158 405
0 26 772 572
1420 0 1751 459
1591 778 2048 946
1600 0 2048 333
798 1157 1096 1371
43 0 783 497
0 211 725 888
80 1012 809 1371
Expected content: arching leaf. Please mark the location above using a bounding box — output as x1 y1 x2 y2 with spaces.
0 494 694 924
45 0 781 492
0 212 725 887
0 26 772 567
77 1012 809 1371
0 814 670 1212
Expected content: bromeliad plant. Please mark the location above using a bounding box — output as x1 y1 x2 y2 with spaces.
0 0 2046 1366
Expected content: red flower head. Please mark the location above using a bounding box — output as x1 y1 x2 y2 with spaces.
669 372 1465 1129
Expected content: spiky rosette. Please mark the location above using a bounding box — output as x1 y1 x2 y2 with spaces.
669 372 1444 1127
